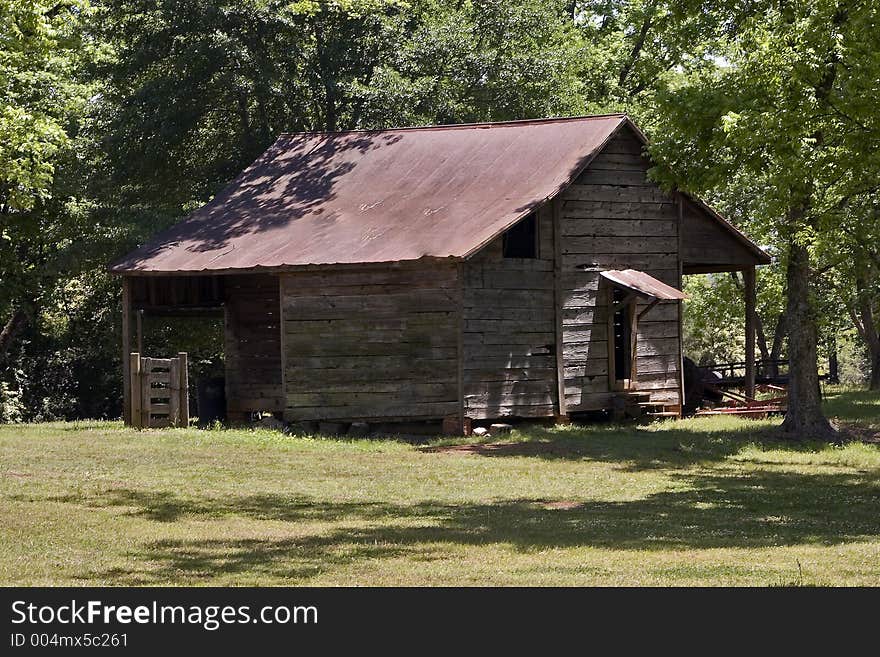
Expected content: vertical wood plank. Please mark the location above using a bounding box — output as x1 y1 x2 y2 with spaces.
456 261 465 432
629 301 638 385
141 358 152 428
129 352 141 429
136 309 143 355
169 357 180 427
676 193 686 413
122 277 132 425
551 198 567 417
744 265 757 399
178 352 189 427
277 275 287 419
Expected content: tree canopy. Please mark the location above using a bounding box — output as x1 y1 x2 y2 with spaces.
1 0 879 433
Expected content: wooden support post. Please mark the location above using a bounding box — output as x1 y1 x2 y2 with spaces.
551 198 567 419
122 278 132 425
136 310 143 355
169 357 180 427
178 352 189 428
129 352 141 429
628 300 638 388
676 193 686 415
141 357 152 428
744 265 757 399
278 275 287 422
456 262 466 433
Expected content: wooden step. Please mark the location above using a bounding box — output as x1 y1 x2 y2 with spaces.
648 411 680 417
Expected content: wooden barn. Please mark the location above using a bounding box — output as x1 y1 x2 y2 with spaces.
111 114 769 430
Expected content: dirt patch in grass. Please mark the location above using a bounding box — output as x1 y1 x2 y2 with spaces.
423 441 580 458
542 501 584 510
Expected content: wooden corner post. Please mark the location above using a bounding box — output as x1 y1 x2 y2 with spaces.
552 197 568 420
122 277 132 425
129 352 141 428
178 352 189 427
744 266 757 399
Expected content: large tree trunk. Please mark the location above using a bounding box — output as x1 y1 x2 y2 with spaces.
780 240 835 439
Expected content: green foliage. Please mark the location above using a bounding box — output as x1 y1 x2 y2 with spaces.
2 0 878 420
0 0 90 211
683 273 744 365
357 0 586 126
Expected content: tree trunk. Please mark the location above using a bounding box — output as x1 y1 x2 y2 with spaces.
780 240 835 439
854 274 880 391
769 309 787 378
0 308 29 360
827 336 839 384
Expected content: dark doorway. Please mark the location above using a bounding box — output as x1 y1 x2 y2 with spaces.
612 287 634 385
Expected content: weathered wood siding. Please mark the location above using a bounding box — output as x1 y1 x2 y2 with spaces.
224 274 284 415
681 199 757 273
461 206 558 419
281 264 459 422
559 127 683 410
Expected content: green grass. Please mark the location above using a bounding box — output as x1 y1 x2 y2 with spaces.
1 386 879 586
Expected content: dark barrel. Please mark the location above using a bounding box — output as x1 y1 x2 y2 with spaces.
196 377 226 428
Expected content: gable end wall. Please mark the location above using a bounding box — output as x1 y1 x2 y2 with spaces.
559 127 683 410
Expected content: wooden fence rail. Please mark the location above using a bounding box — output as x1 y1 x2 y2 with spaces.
128 352 189 428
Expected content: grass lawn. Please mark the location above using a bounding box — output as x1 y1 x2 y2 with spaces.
1 386 879 586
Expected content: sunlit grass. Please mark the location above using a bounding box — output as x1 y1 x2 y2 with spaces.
1 388 878 586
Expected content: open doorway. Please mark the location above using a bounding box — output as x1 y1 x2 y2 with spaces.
609 286 636 390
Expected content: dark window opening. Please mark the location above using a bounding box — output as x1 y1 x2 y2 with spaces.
502 212 537 258
612 287 633 381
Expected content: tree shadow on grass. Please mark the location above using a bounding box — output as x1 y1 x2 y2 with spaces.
422 389 880 471
422 419 830 472
94 468 880 584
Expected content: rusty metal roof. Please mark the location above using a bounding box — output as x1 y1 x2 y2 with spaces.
110 114 769 275
600 269 687 300
110 115 630 274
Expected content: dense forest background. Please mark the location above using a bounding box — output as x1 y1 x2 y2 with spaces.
1 0 878 424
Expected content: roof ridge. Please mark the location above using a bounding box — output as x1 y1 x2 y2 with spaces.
277 114 628 137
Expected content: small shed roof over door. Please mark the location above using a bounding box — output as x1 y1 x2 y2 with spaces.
600 269 687 300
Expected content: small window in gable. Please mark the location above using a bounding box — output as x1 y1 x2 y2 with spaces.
502 212 538 259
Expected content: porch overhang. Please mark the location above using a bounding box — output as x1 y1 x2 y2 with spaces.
600 269 687 301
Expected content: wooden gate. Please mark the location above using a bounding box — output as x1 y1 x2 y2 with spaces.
128 352 189 428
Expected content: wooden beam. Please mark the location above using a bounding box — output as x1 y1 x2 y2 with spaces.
676 193 686 413
129 352 141 428
136 309 143 355
277 275 287 420
169 357 180 427
551 198 567 418
178 352 189 427
456 261 466 432
744 265 757 398
628 301 638 386
122 277 132 425
637 298 661 321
